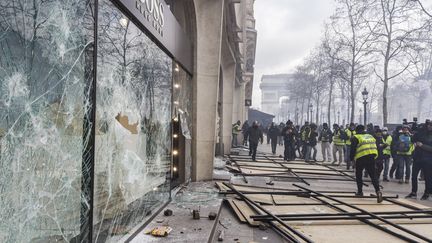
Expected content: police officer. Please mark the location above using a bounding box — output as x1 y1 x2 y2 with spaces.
350 125 383 203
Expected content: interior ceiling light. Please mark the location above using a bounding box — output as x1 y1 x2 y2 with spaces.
119 17 128 27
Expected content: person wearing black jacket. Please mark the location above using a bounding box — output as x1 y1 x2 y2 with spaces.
319 123 333 162
374 129 388 182
406 121 432 200
305 124 318 162
282 120 297 161
241 120 250 146
268 122 280 155
247 121 264 161
350 125 383 203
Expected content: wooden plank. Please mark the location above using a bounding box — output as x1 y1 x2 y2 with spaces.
319 197 393 205
215 181 230 191
286 224 407 243
272 195 322 205
232 200 261 226
226 199 247 223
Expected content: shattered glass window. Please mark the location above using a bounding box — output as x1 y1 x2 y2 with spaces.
93 0 172 241
0 0 94 242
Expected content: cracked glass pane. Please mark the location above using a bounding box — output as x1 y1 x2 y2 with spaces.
93 0 172 241
0 0 94 242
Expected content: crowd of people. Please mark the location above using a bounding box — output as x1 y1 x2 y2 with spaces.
233 119 432 202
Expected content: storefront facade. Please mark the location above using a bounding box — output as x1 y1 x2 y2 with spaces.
0 0 192 242
0 0 255 242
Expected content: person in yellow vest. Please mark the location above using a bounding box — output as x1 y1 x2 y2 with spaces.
393 125 415 184
344 123 356 170
381 127 392 181
232 120 241 147
332 124 345 165
350 125 383 203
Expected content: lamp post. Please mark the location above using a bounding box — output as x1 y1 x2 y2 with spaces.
295 107 299 125
337 110 340 125
309 104 313 123
362 88 369 126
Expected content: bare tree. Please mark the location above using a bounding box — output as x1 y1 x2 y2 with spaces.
368 0 426 124
331 0 377 123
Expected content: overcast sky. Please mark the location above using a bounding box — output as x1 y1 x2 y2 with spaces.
252 0 336 108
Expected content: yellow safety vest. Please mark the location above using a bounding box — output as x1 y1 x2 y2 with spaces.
396 136 415 156
345 129 356 145
354 134 378 161
333 130 345 146
383 135 392 156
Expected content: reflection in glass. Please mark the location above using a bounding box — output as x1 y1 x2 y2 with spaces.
0 0 94 242
94 0 172 241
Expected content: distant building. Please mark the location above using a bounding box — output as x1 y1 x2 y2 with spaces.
248 108 275 129
259 74 294 121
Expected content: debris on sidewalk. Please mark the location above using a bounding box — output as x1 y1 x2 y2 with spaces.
145 226 173 237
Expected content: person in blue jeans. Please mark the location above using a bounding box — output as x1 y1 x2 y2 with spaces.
393 125 414 184
305 124 318 162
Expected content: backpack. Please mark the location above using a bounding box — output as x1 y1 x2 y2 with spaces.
339 130 348 140
397 134 411 153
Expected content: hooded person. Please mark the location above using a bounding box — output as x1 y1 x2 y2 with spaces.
350 125 383 203
406 120 432 200
247 121 263 161
389 125 403 179
268 122 280 155
282 120 297 161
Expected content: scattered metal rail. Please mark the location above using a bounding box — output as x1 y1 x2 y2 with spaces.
294 184 432 243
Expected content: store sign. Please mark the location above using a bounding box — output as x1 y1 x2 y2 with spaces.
114 0 193 73
135 0 165 36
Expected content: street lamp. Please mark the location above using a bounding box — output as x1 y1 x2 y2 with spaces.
295 107 299 125
309 104 313 123
362 87 369 126
337 110 340 125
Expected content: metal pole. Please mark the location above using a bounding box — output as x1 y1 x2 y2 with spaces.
254 215 432 222
252 210 432 220
294 184 432 243
236 173 364 182
363 101 367 126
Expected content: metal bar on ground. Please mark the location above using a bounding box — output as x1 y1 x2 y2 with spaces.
228 156 248 183
251 210 432 220
294 184 432 243
223 182 314 243
253 215 432 222
265 156 310 185
228 183 357 194
236 173 362 182
220 191 310 196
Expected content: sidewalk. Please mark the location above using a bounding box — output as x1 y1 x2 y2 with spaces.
130 143 431 243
